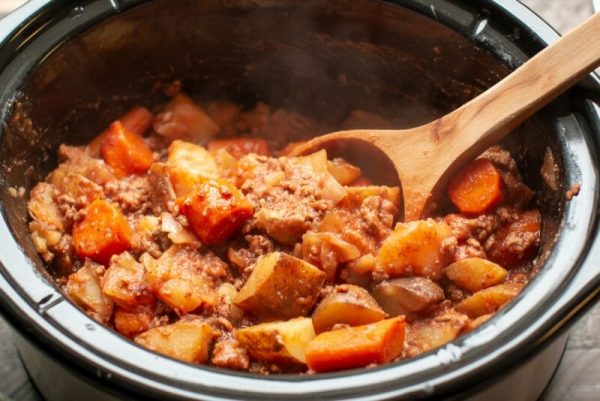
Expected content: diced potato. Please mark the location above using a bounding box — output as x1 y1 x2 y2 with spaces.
176 178 253 245
28 183 64 231
305 317 406 372
235 317 316 365
143 245 229 313
455 282 524 318
207 137 270 159
405 310 468 357
292 150 347 203
114 304 155 337
312 285 386 333
101 121 154 177
47 173 103 207
327 158 361 186
209 148 238 177
66 261 114 324
253 207 310 245
154 94 220 142
101 252 153 308
160 212 201 247
234 252 326 321
302 232 360 281
444 257 508 292
372 277 445 317
167 140 219 196
55 145 117 185
375 219 451 280
72 199 133 265
135 319 215 363
341 254 376 288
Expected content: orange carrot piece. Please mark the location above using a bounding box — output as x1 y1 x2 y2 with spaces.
88 107 154 156
101 121 154 177
73 199 133 265
487 209 541 268
305 317 406 372
206 137 270 159
448 158 504 214
177 178 253 245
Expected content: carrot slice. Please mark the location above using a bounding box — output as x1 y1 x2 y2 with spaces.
73 199 133 265
101 121 154 177
177 178 253 245
305 317 406 372
88 106 154 156
207 137 270 159
448 158 504 214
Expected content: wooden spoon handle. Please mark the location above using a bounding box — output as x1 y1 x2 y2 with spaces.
438 12 600 164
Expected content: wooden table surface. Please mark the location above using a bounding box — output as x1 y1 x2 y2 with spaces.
0 0 598 400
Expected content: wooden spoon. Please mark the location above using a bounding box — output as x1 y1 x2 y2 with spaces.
290 12 600 221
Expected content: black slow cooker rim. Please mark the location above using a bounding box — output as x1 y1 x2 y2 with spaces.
0 1 599 400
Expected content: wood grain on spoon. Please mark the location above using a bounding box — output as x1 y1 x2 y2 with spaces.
291 12 600 221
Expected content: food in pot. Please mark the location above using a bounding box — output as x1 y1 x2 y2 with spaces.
27 90 541 374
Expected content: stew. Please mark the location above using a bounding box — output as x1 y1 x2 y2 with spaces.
27 89 540 374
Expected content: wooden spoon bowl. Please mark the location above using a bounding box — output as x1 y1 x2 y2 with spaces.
291 12 600 221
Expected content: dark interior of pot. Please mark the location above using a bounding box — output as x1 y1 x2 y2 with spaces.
1 0 565 336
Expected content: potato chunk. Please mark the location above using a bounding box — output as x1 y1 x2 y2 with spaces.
235 317 316 365
154 94 220 142
143 245 229 314
376 219 451 280
455 282 524 318
405 310 468 357
302 232 360 281
444 257 508 292
66 261 114 324
305 317 406 372
28 183 64 231
339 185 401 211
327 158 361 186
312 284 386 334
102 252 153 308
167 140 219 196
292 150 347 203
135 319 214 363
234 252 326 321
372 277 444 317
114 304 155 337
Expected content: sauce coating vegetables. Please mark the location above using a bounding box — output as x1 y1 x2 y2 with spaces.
28 92 541 374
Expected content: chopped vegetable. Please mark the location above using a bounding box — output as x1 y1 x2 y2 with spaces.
66 261 114 323
372 277 444 317
327 158 362 186
444 257 508 292
88 106 154 157
405 310 468 356
101 252 153 308
302 232 360 281
455 282 524 318
207 137 270 159
143 245 227 313
100 121 154 177
234 252 326 321
312 284 386 334
305 317 406 372
376 219 451 280
235 317 316 365
28 183 65 231
154 94 220 142
176 178 253 245
167 139 219 196
448 158 504 214
135 319 214 363
114 304 155 337
72 199 132 265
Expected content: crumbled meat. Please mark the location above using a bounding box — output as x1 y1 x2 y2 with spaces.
211 337 250 370
105 175 153 213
